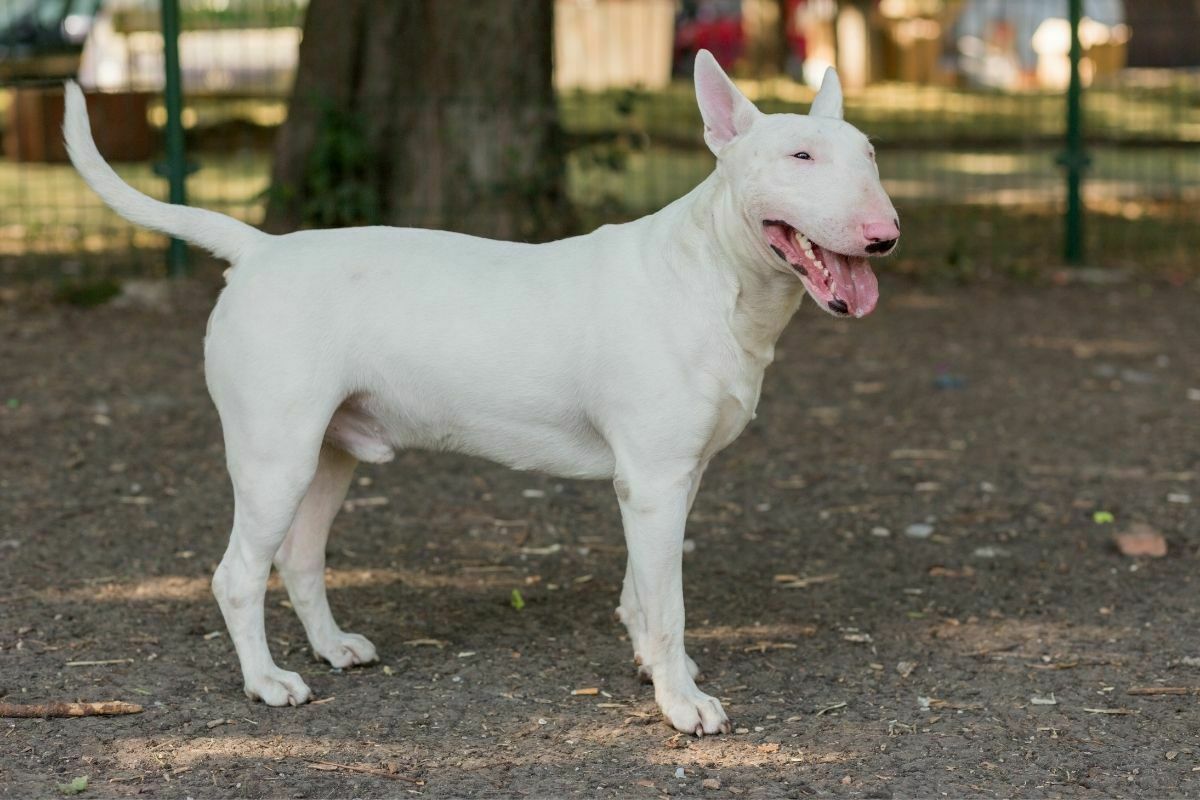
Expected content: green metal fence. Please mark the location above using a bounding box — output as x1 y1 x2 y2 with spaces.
0 0 1197 287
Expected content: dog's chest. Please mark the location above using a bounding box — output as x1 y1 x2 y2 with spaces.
699 351 769 461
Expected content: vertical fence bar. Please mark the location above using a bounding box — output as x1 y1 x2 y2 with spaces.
1062 0 1086 264
160 0 188 276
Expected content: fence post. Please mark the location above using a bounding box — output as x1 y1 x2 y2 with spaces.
160 0 188 276
1061 0 1087 265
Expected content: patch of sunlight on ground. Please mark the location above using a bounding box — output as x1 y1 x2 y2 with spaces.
686 622 820 644
40 566 521 604
927 616 1128 664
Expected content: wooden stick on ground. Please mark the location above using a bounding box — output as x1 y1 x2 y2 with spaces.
0 701 143 718
1127 687 1200 696
64 659 135 667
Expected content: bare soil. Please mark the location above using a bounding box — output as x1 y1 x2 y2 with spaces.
1 277 1198 798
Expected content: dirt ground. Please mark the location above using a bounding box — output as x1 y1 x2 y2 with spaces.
1 276 1198 799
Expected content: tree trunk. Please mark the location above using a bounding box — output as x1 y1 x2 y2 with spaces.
265 0 574 242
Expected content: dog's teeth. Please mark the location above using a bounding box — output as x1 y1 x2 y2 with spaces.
814 259 824 269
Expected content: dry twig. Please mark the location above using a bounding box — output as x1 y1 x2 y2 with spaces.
0 701 142 718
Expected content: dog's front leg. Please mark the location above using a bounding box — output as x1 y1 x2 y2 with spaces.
619 466 705 684
616 467 729 736
618 560 701 682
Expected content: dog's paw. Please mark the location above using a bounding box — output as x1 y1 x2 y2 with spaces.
638 653 702 684
243 668 312 707
313 632 378 669
657 686 730 737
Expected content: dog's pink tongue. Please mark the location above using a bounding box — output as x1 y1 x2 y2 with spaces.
849 258 879 317
824 253 878 317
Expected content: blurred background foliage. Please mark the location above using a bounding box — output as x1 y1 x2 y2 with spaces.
0 0 1196 288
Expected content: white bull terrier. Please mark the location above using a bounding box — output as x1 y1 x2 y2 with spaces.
64 50 898 736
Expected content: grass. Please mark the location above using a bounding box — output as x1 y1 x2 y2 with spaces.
1 75 1197 281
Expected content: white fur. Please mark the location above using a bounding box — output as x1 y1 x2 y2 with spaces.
62 51 897 735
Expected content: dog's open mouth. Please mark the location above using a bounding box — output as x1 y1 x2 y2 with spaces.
763 221 879 318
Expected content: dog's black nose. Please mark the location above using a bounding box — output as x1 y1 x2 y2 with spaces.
866 238 897 254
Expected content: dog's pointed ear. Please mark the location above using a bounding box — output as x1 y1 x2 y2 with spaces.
694 49 761 156
809 67 844 120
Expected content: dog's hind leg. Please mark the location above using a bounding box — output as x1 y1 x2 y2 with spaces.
212 423 325 707
274 444 378 669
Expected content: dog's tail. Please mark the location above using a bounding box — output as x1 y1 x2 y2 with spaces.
62 81 266 264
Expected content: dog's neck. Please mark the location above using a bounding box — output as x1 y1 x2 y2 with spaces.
660 172 805 364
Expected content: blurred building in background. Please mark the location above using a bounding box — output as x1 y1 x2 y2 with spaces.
10 0 1200 94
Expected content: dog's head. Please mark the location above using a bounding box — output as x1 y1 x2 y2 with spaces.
695 50 898 318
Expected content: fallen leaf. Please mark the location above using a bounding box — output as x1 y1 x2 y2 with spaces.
519 543 561 556
925 697 983 711
342 496 388 512
928 565 976 578
1115 523 1167 558
777 573 838 589
743 641 800 653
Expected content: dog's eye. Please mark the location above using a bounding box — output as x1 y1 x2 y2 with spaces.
792 152 813 161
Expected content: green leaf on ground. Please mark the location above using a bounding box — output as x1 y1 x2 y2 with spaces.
1093 511 1115 524
510 589 525 611
58 776 88 795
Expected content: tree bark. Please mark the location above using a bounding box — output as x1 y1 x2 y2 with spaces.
265 0 573 242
